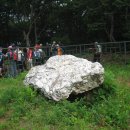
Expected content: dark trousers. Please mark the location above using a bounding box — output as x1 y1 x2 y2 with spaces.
17 61 24 72
93 53 101 62
35 59 42 65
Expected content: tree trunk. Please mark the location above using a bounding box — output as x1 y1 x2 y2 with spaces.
105 13 115 42
23 4 34 47
109 13 115 42
125 7 128 21
23 31 30 47
34 21 38 43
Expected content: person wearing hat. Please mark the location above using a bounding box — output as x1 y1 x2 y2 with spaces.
6 45 18 77
35 43 41 50
27 47 33 69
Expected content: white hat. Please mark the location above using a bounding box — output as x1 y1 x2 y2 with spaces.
53 41 56 44
56 44 59 47
8 46 13 49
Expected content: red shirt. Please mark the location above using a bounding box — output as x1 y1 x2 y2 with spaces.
13 51 18 60
27 49 33 59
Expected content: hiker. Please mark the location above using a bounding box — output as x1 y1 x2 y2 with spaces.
35 43 41 50
17 48 24 72
33 46 42 65
56 44 63 56
6 46 18 77
93 42 102 62
27 47 33 70
22 48 28 70
51 41 57 56
13 48 18 69
39 44 46 63
0 47 4 77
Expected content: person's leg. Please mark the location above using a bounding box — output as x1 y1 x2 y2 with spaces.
23 60 27 70
0 62 2 76
17 61 20 73
0 67 2 76
18 61 22 72
38 59 42 65
28 60 31 70
20 61 24 72
6 62 11 77
10 61 14 77
30 59 33 68
97 53 101 62
13 61 18 77
93 53 97 62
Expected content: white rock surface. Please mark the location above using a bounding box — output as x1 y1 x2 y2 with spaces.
24 55 104 101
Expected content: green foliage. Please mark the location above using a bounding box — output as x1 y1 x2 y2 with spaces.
0 64 130 130
51 35 71 45
1 0 130 45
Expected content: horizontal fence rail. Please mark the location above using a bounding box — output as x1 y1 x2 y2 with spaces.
0 41 130 78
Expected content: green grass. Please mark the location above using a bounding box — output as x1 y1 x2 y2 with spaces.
0 64 130 130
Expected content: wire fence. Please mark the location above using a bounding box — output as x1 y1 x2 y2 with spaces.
62 41 130 64
0 41 130 78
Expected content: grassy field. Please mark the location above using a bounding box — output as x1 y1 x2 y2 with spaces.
0 64 130 130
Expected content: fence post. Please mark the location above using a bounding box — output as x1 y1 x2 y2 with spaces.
119 42 121 54
124 42 126 64
79 45 81 56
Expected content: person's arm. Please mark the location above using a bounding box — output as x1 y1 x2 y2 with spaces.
89 48 96 52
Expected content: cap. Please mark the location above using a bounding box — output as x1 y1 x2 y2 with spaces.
53 41 56 44
8 46 13 49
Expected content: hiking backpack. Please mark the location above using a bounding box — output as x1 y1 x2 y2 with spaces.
0 52 3 63
8 51 13 60
34 50 41 59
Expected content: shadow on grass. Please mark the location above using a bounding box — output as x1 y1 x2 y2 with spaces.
67 83 116 107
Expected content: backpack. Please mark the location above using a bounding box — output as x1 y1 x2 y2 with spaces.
34 50 41 59
7 51 13 60
27 49 33 59
13 51 18 60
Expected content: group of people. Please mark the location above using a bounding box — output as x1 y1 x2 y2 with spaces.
0 42 64 77
0 41 101 78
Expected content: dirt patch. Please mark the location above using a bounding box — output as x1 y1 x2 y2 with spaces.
117 77 126 84
117 77 130 87
0 117 6 124
127 82 130 87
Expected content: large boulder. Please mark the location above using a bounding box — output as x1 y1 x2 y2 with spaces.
24 55 104 101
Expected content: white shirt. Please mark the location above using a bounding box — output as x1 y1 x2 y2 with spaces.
18 50 24 61
96 45 102 53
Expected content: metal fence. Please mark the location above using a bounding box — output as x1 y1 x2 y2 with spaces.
62 41 130 64
1 41 130 78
